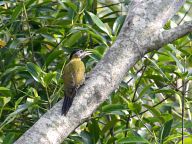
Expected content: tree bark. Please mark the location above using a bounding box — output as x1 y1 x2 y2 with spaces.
15 0 192 144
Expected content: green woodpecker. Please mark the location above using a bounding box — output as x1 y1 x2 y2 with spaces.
62 49 90 115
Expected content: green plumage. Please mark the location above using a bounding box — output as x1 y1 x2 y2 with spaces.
62 57 85 115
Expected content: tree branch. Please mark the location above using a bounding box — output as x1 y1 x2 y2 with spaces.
159 21 192 47
15 0 189 144
148 21 192 51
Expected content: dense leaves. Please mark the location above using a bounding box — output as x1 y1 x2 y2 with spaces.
0 0 192 143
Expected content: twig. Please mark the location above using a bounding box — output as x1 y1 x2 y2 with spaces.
132 65 147 102
132 53 155 102
181 57 187 144
178 5 192 25
131 97 169 118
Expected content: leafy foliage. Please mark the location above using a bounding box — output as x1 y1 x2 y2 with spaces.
0 0 192 143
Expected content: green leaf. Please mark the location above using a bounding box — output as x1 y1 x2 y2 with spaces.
72 26 108 46
41 34 55 42
189 33 192 40
159 119 173 144
164 134 181 144
45 50 64 66
88 49 103 61
15 97 24 108
87 30 108 46
101 11 120 19
64 2 77 12
137 83 153 100
143 104 161 117
152 88 176 95
107 137 117 144
0 104 29 129
2 132 15 144
87 11 111 36
113 15 126 36
11 3 23 23
168 51 184 72
26 62 43 82
101 118 118 135
178 136 192 144
0 66 25 78
87 0 94 8
2 97 11 106
80 131 93 144
128 102 142 114
0 87 10 91
118 136 150 143
147 58 169 81
43 72 57 86
0 87 11 97
144 117 162 124
88 119 100 143
64 31 82 47
161 114 173 122
102 104 125 114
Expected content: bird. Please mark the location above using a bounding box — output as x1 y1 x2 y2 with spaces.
61 49 91 115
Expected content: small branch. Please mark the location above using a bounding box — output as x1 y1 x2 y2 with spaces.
181 57 187 144
182 79 186 144
131 97 169 118
132 66 147 102
178 5 192 25
153 21 192 51
132 53 155 102
126 66 144 84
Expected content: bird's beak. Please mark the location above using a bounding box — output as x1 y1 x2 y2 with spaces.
80 51 92 58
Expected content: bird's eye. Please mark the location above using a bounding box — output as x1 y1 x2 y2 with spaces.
79 50 83 53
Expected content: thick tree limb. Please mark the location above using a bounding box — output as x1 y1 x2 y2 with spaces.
15 0 190 144
156 21 192 49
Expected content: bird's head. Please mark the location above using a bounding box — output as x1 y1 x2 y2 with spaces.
70 49 91 60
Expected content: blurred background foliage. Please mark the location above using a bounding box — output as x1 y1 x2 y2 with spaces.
0 0 192 143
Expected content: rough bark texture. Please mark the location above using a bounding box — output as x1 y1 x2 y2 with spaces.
15 0 192 144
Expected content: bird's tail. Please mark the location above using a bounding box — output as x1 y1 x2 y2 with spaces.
61 96 74 115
